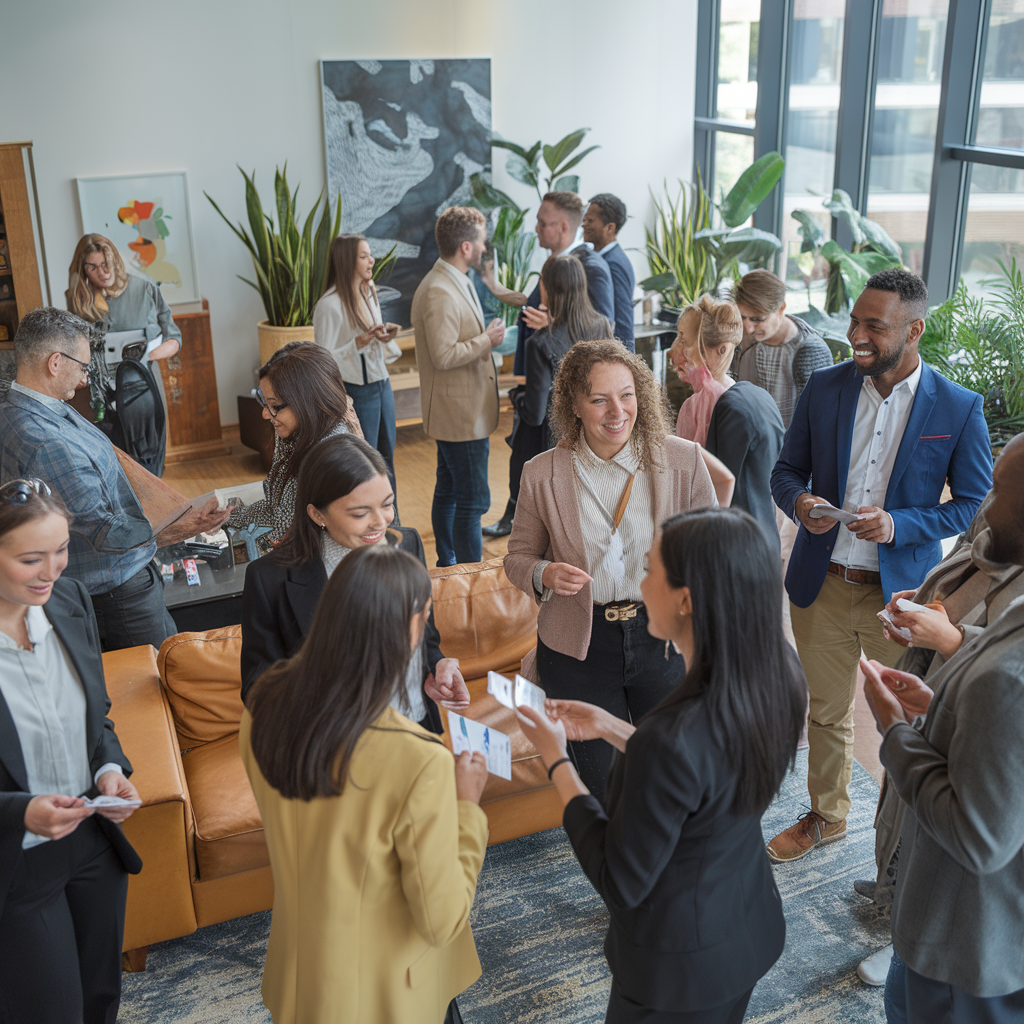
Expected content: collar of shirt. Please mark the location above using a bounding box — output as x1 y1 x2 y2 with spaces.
862 358 922 403
575 438 640 475
9 380 71 417
596 240 620 256
435 257 475 295
0 605 52 651
322 534 351 578
552 228 587 259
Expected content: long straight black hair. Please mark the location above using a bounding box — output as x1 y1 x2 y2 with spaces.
656 508 805 816
247 543 432 800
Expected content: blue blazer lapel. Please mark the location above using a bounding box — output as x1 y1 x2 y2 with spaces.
886 362 937 501
836 365 863 501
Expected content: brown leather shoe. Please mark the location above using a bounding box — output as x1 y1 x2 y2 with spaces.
766 812 847 863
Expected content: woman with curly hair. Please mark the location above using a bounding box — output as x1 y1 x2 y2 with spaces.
505 341 717 798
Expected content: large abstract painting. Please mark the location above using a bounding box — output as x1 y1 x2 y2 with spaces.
76 171 200 305
320 59 491 325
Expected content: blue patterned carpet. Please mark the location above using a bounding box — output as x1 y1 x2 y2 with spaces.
119 752 888 1023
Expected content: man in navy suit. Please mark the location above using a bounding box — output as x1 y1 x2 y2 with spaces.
482 191 615 537
583 193 635 349
766 268 992 864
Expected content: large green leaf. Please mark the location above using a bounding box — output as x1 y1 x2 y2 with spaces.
490 135 533 160
639 271 679 292
718 151 785 228
823 190 867 248
468 172 523 214
551 145 600 179
506 153 540 188
791 208 826 253
716 226 784 266
859 218 903 262
552 174 580 193
543 128 589 173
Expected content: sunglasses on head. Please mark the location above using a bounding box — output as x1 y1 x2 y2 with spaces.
0 478 52 504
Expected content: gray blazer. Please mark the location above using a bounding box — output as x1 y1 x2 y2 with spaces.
882 593 1024 998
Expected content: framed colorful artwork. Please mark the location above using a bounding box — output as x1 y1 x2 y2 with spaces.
76 170 200 305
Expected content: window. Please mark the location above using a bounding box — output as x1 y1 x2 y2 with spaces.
717 0 760 125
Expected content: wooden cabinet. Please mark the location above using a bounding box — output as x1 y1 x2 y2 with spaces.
0 141 47 347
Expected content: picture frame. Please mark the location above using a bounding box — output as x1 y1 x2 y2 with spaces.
76 170 200 305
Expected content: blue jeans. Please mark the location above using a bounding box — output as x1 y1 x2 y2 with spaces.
904 962 1024 1023
432 438 490 566
885 948 908 1024
345 378 397 488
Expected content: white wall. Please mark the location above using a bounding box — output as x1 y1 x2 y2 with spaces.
4 0 696 424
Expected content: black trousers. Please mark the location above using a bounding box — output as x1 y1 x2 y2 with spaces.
606 982 754 1023
0 816 129 1024
91 561 177 652
508 419 547 505
537 604 685 801
906 966 1024 1024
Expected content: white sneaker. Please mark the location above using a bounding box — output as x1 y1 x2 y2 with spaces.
857 944 894 987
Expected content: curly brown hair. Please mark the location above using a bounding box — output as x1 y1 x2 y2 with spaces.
550 341 671 469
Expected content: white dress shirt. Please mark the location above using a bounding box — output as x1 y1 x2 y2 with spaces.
0 605 122 848
312 286 401 385
320 535 426 723
833 360 923 571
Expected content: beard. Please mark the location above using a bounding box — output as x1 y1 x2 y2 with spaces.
855 335 906 377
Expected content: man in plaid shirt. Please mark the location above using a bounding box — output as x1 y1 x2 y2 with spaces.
0 308 228 650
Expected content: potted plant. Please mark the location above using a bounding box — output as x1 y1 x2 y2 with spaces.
206 165 341 364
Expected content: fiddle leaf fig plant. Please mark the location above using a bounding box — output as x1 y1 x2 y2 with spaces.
490 128 600 203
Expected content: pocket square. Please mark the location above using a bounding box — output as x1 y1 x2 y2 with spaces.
919 435 951 440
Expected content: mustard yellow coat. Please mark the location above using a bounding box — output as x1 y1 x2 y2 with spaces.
240 707 489 1024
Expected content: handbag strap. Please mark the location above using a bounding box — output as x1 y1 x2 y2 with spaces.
612 474 635 534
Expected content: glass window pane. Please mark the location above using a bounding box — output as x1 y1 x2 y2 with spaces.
714 132 755 206
960 186 1024 295
782 0 845 308
866 0 949 277
975 0 1024 152
717 0 761 124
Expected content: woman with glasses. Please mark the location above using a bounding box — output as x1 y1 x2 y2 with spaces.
242 543 488 1024
229 342 363 556
241 433 470 718
0 479 142 1024
66 234 181 417
314 234 402 496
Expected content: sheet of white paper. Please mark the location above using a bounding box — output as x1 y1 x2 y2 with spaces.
808 503 863 525
514 674 546 715
896 598 931 614
487 671 515 710
448 712 512 780
876 609 913 642
83 795 142 808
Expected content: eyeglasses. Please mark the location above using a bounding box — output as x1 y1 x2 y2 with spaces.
0 478 52 504
58 351 91 377
83 261 109 274
252 387 288 417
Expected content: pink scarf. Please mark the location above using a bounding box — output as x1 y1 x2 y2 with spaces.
676 366 729 446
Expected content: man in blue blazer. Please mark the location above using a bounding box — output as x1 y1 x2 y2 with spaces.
584 193 636 350
767 268 992 864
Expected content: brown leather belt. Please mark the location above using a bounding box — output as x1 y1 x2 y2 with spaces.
598 601 641 622
827 561 882 586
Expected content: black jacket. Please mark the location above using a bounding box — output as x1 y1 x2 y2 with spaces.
0 576 141 918
563 698 786 1012
705 381 785 555
240 527 444 711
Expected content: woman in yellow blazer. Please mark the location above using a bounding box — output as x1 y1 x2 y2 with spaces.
241 543 489 1024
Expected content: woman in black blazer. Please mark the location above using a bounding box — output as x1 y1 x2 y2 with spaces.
240 434 470 724
0 480 142 1024
519 508 805 1023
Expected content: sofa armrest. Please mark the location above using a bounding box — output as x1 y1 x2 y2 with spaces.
103 644 198 949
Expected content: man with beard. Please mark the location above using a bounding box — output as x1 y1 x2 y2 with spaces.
412 206 506 566
766 268 992 863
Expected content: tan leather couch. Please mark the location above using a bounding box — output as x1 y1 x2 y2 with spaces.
103 557 560 968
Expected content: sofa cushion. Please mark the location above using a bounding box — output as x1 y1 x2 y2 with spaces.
181 732 268 881
158 627 245 747
429 558 538 678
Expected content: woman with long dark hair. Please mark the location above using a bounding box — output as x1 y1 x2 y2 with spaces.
505 341 716 798
313 233 401 489
242 544 489 1024
228 341 362 555
240 433 469 717
519 508 805 1023
0 480 142 1023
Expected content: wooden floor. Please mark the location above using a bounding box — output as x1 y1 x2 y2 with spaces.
164 410 884 784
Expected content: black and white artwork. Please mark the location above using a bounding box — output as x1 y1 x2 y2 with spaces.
320 58 492 325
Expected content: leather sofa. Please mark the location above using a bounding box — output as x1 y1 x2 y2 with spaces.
103 557 561 969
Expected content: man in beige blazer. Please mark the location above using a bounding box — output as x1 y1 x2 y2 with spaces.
412 206 505 565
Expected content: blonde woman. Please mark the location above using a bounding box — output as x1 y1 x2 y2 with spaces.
672 295 785 552
505 341 716 798
313 234 401 490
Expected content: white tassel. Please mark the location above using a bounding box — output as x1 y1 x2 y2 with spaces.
599 529 626 595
